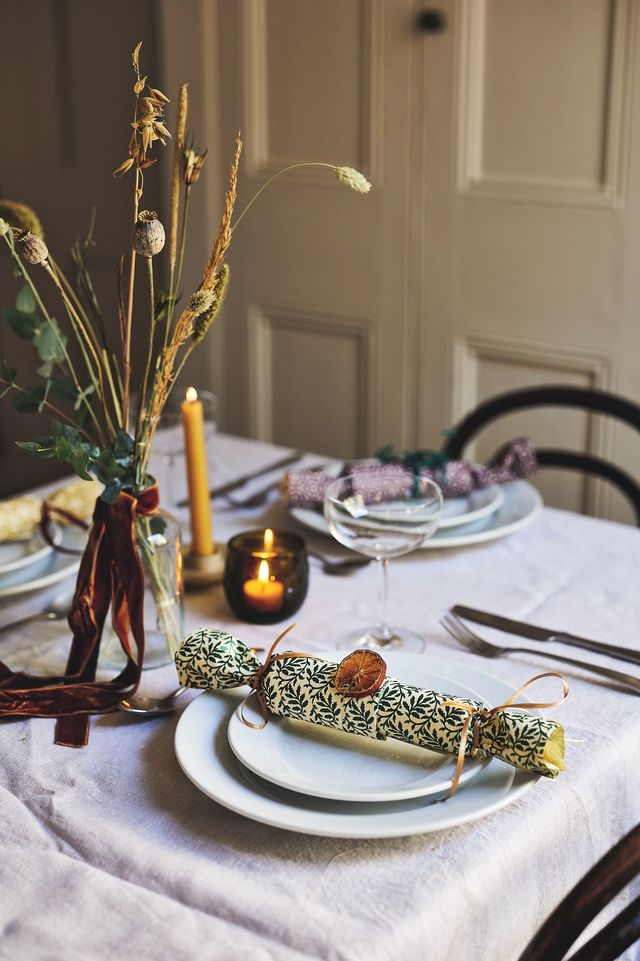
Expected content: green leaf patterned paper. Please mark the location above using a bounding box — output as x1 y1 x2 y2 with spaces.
175 629 565 779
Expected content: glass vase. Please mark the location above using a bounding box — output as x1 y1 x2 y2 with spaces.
101 506 184 670
135 508 184 668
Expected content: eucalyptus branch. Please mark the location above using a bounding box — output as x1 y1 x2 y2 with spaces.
0 376 93 440
2 233 106 445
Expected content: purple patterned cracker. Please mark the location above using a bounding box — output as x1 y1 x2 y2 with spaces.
351 464 413 503
282 438 537 508
281 469 334 509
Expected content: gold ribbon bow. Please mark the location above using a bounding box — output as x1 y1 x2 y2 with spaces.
241 624 331 730
442 671 569 799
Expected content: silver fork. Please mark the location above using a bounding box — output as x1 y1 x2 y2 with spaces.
441 612 640 695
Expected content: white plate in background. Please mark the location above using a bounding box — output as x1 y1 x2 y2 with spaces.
0 526 61 578
288 481 542 551
0 524 84 599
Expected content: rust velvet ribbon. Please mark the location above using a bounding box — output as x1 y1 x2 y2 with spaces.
0 483 159 747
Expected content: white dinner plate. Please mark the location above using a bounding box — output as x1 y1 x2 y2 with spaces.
175 653 539 839
288 481 542 550
0 523 85 599
0 529 56 578
227 666 489 803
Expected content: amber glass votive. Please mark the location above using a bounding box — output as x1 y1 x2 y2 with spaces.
223 528 309 624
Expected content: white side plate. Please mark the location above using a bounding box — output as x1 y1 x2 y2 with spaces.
227 666 489 803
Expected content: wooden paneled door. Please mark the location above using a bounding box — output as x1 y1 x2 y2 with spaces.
171 0 640 523
213 0 416 462
418 0 640 523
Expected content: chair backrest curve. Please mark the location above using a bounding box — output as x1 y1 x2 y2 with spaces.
518 823 640 961
442 386 640 526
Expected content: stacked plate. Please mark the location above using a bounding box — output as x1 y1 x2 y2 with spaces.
174 651 539 839
284 462 542 549
0 524 84 599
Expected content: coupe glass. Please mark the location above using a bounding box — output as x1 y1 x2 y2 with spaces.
324 473 443 652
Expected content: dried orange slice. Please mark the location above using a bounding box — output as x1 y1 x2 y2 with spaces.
334 650 387 698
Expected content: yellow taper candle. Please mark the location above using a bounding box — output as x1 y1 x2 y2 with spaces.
181 387 214 555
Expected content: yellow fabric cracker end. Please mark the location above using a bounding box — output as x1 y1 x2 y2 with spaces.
543 725 566 776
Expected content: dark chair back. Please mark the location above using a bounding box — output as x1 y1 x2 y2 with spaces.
518 822 640 961
442 386 640 526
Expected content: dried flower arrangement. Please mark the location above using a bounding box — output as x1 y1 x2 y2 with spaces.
0 42 371 737
0 42 370 501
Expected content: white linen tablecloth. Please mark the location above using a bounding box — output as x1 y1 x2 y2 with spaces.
1 432 639 961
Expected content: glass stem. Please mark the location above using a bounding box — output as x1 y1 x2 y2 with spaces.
375 558 392 641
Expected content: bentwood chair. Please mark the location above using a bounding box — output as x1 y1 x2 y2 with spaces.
518 822 640 961
442 386 640 527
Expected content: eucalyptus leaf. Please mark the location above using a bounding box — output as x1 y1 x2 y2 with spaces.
113 430 135 462
12 387 45 414
49 375 78 401
53 434 73 462
35 320 67 362
15 439 55 459
70 445 92 481
4 309 39 341
0 354 16 385
101 479 125 503
15 285 36 314
91 448 126 486
37 360 55 379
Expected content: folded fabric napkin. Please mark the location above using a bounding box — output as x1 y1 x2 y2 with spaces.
175 629 565 782
0 478 101 543
281 437 537 508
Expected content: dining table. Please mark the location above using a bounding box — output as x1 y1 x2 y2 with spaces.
1 430 639 961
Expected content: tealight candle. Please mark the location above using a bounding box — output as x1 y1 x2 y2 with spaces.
224 528 308 624
242 558 285 612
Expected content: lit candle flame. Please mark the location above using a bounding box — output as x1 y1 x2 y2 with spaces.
185 386 198 403
258 559 270 582
264 528 274 551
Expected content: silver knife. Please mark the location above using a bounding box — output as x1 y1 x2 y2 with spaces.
175 450 304 507
452 605 640 668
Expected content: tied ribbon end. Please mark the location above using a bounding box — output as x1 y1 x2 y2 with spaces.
240 623 299 730
442 671 569 799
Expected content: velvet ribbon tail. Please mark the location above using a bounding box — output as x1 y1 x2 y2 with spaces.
0 484 159 747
